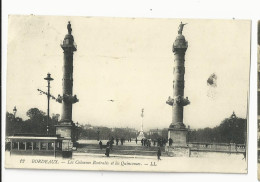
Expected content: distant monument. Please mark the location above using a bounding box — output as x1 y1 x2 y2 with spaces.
166 22 190 146
137 108 145 140
56 22 79 156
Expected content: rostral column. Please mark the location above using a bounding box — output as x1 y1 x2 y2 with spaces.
166 22 190 145
56 21 79 151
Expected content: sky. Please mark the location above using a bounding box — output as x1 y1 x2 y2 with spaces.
6 15 250 131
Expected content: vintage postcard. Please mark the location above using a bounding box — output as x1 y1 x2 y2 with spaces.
5 15 250 173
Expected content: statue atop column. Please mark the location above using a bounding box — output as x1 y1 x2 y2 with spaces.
178 22 187 35
67 21 72 35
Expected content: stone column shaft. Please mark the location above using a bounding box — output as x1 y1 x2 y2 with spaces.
172 50 186 126
166 32 189 130
61 51 74 122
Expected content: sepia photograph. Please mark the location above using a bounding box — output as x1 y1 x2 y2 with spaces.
4 15 250 173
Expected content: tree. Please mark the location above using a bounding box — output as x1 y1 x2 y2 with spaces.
26 108 45 120
6 108 61 136
5 112 24 136
189 117 247 144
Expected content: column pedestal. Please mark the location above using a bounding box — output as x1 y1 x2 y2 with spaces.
168 128 188 146
56 123 74 158
137 131 145 140
167 128 190 157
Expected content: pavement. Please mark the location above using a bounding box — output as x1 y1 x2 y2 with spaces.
4 140 247 173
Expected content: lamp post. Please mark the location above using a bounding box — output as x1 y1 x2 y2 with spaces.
230 111 237 143
44 73 54 135
13 106 17 118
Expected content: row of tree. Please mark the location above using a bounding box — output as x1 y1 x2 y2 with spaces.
6 108 247 144
188 117 247 144
78 127 138 140
6 108 60 136
78 127 170 140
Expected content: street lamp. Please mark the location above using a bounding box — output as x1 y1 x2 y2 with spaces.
13 106 17 118
44 73 54 135
230 111 237 143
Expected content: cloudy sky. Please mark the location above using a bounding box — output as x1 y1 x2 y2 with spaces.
6 15 250 130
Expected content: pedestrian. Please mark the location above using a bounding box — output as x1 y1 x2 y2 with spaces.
157 147 161 160
169 138 173 146
121 138 124 145
144 139 147 146
116 138 119 145
105 146 110 157
99 140 103 149
136 138 138 144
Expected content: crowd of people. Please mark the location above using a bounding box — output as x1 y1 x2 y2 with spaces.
140 138 171 147
97 136 174 159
